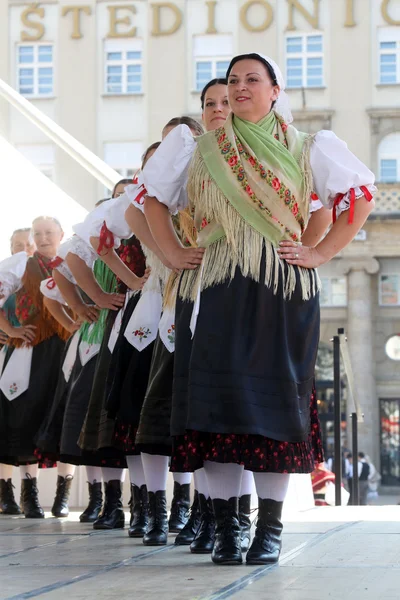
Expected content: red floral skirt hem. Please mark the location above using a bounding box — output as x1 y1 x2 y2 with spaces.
171 392 324 474
112 421 139 455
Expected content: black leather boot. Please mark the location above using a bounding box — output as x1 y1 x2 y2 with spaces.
0 479 22 515
20 475 44 519
128 484 149 538
175 490 200 545
143 490 168 546
79 481 103 523
211 497 242 565
51 475 74 518
246 498 283 565
190 494 215 554
93 480 125 530
168 482 190 533
239 494 252 552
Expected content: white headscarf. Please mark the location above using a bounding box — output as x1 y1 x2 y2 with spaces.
254 53 293 124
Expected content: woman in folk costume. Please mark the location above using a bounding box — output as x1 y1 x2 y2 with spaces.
88 132 199 541
141 53 376 566
0 228 36 515
0 217 79 518
58 181 148 529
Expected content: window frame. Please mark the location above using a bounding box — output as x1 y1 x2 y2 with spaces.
320 276 347 308
193 57 230 93
16 43 54 98
379 273 400 307
285 32 325 89
378 37 400 85
104 48 143 96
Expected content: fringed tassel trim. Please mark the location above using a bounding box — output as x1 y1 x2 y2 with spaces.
182 148 321 303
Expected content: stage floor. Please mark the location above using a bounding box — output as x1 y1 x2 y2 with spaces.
1 505 400 600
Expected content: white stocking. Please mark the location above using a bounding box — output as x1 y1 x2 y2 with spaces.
0 464 14 480
253 473 290 502
57 463 76 478
85 466 102 484
173 472 192 485
101 467 126 483
20 464 39 479
204 461 244 501
193 468 210 498
141 453 169 493
240 469 255 497
126 455 146 488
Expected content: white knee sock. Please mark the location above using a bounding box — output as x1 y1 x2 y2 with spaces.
173 472 192 486
204 461 244 501
101 467 126 483
126 455 146 488
0 464 14 480
254 473 290 502
20 464 39 479
193 468 210 498
141 453 169 493
240 469 255 497
85 466 102 484
57 463 76 478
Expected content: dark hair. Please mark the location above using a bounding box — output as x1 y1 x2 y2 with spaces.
95 197 111 207
112 178 132 198
226 53 278 85
10 227 32 251
200 78 228 110
162 116 204 137
358 452 365 459
141 142 161 168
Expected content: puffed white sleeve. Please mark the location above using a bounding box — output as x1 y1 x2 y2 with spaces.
40 278 67 305
310 131 376 221
0 252 28 306
100 192 132 243
66 236 98 270
141 125 197 214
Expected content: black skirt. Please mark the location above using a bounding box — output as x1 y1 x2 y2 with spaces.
170 252 323 474
59 349 99 465
0 336 65 465
105 294 154 455
135 334 174 456
35 334 79 456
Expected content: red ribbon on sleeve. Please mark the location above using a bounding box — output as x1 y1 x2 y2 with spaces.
133 183 148 206
48 256 64 269
97 220 115 255
332 186 373 225
46 277 56 289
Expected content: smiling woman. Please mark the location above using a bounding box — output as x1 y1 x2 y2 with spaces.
139 51 376 567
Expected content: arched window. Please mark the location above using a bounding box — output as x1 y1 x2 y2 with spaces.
378 133 400 183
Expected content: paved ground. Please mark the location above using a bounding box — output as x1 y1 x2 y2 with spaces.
1 503 400 600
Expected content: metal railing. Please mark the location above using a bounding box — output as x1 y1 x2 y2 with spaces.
0 77 120 191
332 327 364 506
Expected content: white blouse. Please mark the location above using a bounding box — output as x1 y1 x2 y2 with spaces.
0 252 28 306
140 124 376 219
40 278 67 305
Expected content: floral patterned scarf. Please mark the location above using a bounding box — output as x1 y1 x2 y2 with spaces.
13 252 70 347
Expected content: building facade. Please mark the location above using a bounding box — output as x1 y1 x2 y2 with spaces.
0 0 399 484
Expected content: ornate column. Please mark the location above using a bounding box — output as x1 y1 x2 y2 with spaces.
338 257 380 464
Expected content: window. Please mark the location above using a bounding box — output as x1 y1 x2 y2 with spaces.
378 133 400 183
379 28 400 84
17 44 54 97
379 274 400 306
104 142 143 183
320 277 347 307
286 34 324 88
193 34 233 92
104 40 143 95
